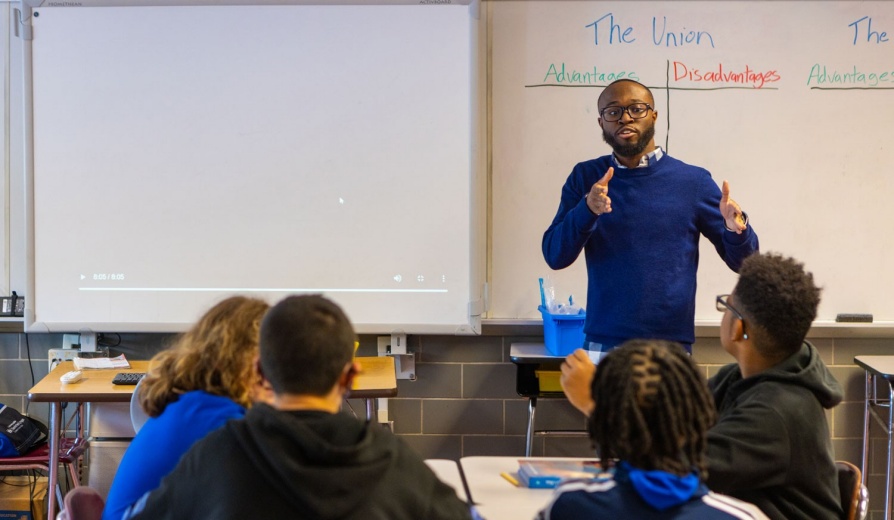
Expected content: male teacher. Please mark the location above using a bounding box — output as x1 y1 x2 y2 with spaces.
542 78 759 354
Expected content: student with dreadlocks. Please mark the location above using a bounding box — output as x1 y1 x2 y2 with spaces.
538 339 768 520
559 253 844 520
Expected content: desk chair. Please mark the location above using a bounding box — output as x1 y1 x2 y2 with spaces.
129 379 149 434
0 437 89 511
837 460 869 520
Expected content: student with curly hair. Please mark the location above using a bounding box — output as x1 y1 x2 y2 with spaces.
707 253 842 520
103 296 269 520
539 340 768 519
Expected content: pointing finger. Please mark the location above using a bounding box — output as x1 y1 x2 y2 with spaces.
721 180 731 204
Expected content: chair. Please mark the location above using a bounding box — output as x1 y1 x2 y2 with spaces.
129 378 149 434
0 437 89 519
0 437 88 487
836 460 869 520
56 486 105 520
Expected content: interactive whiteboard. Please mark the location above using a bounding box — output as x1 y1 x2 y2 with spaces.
25 1 483 333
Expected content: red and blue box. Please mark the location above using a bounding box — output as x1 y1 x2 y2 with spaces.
538 305 586 356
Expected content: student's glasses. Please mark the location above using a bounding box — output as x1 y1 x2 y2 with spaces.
716 294 749 336
599 103 653 122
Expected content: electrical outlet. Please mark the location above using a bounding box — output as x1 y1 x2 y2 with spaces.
48 348 80 372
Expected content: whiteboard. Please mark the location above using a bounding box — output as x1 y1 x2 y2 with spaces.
490 1 894 323
25 1 483 333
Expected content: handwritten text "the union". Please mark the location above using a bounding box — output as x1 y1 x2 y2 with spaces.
585 13 715 48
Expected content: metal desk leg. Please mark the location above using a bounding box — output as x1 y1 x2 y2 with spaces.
365 398 376 422
888 381 894 520
525 398 537 457
47 401 61 520
862 370 872 487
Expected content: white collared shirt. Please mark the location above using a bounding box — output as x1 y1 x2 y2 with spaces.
612 146 664 169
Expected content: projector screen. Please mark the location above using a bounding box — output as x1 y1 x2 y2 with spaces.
25 1 482 333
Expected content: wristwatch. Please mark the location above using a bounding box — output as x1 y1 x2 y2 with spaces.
725 211 748 232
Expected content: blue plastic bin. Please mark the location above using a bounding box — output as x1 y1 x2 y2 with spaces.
538 305 586 356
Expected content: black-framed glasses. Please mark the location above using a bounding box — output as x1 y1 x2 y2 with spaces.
599 103 653 122
716 294 748 333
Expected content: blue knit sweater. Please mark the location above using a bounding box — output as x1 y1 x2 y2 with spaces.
543 154 759 346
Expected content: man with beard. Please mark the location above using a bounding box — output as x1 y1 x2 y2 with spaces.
543 79 759 357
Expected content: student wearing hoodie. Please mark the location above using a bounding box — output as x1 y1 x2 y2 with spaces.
538 339 768 520
122 294 473 520
706 252 843 520
559 253 844 520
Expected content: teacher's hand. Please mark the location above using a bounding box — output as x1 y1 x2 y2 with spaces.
560 349 596 416
720 180 747 234
586 168 613 215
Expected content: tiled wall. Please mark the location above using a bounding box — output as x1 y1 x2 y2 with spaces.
0 328 891 518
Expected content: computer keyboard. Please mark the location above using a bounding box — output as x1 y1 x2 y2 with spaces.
112 372 146 385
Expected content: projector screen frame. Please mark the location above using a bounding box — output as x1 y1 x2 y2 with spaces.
20 0 486 335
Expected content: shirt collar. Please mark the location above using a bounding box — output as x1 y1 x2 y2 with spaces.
612 146 664 169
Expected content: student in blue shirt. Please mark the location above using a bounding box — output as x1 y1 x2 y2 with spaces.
102 296 270 520
538 339 768 520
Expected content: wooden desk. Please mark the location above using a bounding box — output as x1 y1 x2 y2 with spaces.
459 456 594 520
351 356 398 421
27 356 397 520
28 360 147 520
855 355 894 520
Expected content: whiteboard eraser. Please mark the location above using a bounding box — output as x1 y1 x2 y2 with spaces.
835 313 873 323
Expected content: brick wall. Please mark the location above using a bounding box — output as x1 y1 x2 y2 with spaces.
0 328 890 518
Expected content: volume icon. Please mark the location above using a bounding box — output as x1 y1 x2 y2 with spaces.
393 275 402 282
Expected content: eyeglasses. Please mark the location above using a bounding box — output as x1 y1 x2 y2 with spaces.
599 103 653 122
716 294 748 334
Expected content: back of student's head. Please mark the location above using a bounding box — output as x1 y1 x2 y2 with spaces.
588 339 716 479
140 296 270 417
733 252 821 360
259 294 356 395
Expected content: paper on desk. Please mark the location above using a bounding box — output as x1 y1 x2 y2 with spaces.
73 354 130 370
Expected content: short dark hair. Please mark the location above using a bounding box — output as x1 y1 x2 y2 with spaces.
598 78 655 107
259 294 356 395
588 339 716 479
733 253 821 359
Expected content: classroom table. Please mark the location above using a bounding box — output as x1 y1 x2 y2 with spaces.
855 355 894 520
28 360 147 520
28 356 398 520
459 456 596 520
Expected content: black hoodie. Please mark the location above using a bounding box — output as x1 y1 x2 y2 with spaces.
126 405 472 520
705 341 844 520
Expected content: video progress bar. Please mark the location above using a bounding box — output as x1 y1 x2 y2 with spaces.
78 287 448 293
